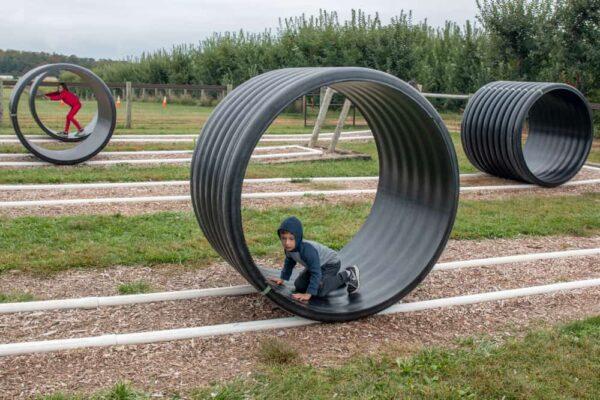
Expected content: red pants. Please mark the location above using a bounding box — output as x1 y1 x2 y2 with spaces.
65 103 82 132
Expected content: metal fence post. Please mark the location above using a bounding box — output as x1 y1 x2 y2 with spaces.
0 79 4 126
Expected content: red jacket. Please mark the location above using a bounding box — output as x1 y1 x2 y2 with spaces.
45 89 81 107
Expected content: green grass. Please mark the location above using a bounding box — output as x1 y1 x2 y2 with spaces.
36 316 600 399
1 87 367 135
0 291 35 303
0 133 483 184
36 382 150 400
194 316 600 399
0 193 598 274
117 280 154 295
257 338 301 366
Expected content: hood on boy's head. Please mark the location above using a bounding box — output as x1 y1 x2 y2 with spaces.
277 216 303 247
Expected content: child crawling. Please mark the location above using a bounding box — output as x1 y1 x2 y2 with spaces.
268 216 360 302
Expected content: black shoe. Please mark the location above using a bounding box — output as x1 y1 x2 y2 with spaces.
57 131 68 137
75 129 86 137
345 265 360 294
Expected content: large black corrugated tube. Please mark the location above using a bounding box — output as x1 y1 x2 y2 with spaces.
9 63 115 165
461 81 593 187
190 67 460 322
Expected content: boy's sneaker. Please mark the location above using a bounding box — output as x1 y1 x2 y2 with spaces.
75 129 85 137
57 131 68 137
345 265 360 294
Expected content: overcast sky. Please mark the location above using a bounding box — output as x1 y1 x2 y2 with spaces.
1 0 480 60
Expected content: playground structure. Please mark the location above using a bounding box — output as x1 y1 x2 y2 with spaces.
191 67 461 322
9 63 116 165
0 65 597 358
461 81 593 187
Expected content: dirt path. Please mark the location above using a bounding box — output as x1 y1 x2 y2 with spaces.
0 235 598 398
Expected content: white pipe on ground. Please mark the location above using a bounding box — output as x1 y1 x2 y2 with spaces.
1 248 596 314
0 131 374 145
1 178 598 208
0 130 372 140
0 285 256 314
0 149 324 167
0 145 322 160
434 248 600 270
0 278 598 356
0 173 490 191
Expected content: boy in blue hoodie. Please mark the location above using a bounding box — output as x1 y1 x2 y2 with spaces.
268 216 360 302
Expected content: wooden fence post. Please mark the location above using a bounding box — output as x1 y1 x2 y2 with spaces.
328 98 352 153
125 81 132 129
0 79 4 126
308 87 334 148
227 84 233 96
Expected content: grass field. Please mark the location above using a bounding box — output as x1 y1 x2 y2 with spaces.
0 193 597 274
0 134 477 184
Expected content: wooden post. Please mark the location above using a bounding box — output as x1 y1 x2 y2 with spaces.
308 87 334 148
125 81 132 129
154 88 159 97
140 88 146 100
168 88 173 97
0 79 4 126
328 98 352 153
226 84 233 96
200 89 207 104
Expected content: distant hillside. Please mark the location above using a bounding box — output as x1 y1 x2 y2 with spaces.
0 49 115 77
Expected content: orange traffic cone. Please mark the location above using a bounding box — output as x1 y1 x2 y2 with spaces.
116 96 121 108
162 96 167 108
60 99 65 107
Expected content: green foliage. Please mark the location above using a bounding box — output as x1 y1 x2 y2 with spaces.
85 7 600 101
0 49 107 77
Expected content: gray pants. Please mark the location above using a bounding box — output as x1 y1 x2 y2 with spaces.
294 261 348 298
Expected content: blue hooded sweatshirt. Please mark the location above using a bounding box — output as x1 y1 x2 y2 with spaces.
278 216 340 295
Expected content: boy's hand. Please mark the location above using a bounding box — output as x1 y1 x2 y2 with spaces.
292 293 312 302
267 277 283 285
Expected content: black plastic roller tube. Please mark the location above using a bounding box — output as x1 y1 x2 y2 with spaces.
461 81 593 187
9 63 115 165
190 67 460 322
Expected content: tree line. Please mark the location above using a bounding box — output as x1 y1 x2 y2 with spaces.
92 1 600 101
2 1 599 100
0 49 111 77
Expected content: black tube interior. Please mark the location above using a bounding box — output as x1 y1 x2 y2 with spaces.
524 89 593 185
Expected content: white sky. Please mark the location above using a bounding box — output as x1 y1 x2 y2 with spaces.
0 0 480 60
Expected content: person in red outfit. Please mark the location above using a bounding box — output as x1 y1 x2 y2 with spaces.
44 83 85 137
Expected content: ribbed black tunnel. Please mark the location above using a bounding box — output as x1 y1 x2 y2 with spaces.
191 67 459 322
9 63 115 165
461 81 593 187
